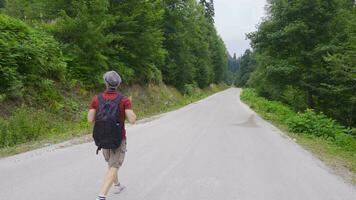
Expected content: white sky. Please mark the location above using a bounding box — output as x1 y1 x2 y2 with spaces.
214 0 267 56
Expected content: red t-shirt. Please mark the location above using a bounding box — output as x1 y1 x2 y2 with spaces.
89 90 132 140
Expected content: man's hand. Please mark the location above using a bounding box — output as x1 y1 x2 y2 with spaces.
125 96 136 124
125 109 136 124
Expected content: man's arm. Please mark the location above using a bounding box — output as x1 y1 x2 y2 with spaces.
125 95 136 124
87 109 96 123
125 109 136 124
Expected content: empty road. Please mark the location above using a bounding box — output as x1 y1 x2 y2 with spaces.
0 88 355 200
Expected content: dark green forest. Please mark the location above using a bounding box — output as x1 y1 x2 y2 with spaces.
234 0 355 127
0 0 231 149
0 0 228 102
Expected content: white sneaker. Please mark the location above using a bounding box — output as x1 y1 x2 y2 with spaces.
96 196 106 200
113 183 126 194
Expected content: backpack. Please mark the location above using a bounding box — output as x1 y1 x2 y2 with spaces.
93 93 124 154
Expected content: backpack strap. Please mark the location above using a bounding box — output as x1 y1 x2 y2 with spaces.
97 93 105 105
97 93 123 104
113 95 124 124
96 147 101 155
112 94 124 105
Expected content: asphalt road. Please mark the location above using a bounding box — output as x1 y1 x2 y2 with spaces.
0 88 355 200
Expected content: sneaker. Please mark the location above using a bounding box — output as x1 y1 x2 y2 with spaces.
113 183 126 194
96 196 106 200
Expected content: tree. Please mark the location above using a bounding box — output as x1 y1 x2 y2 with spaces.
162 0 197 89
0 0 5 8
50 0 112 87
199 0 214 22
2 0 229 92
108 0 166 84
247 0 356 126
211 37 228 83
235 49 256 87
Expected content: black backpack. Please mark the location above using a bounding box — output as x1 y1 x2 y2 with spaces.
93 93 124 154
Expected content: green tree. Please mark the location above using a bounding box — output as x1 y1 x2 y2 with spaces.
108 0 166 84
211 37 228 83
0 0 5 8
247 0 356 126
162 0 199 89
235 49 256 87
199 0 214 22
2 0 229 91
50 0 112 87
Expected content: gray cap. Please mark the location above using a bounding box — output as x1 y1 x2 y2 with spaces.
103 71 122 88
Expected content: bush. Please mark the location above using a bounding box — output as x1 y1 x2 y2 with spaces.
0 107 73 148
241 88 295 124
0 14 66 100
183 83 196 96
0 118 9 147
282 85 308 112
242 88 354 141
287 109 348 139
7 108 49 145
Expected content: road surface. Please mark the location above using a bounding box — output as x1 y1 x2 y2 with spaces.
0 88 355 200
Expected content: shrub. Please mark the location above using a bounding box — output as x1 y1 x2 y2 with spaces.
0 14 66 100
241 88 295 123
282 85 308 112
183 84 195 96
0 118 8 148
7 108 47 145
1 107 68 147
287 109 348 139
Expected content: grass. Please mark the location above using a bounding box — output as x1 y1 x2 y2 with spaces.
0 83 228 157
240 88 356 184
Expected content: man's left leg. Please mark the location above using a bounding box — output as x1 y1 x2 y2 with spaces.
99 167 119 196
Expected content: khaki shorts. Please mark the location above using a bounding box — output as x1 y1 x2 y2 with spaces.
102 140 127 168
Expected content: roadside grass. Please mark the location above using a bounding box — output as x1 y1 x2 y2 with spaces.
0 84 228 157
240 88 356 184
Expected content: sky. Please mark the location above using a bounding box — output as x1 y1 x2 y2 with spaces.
214 0 267 57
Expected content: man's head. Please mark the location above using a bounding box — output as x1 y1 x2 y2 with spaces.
103 71 122 90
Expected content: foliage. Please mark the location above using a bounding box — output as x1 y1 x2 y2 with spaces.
162 0 227 90
241 89 353 139
48 0 112 87
0 107 81 148
287 109 351 139
0 0 5 9
240 88 295 124
225 53 240 85
0 14 66 101
234 49 257 87
183 83 196 96
107 0 166 84
246 0 356 126
2 0 228 93
0 0 229 151
199 0 215 22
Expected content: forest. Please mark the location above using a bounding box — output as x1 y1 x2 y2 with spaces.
233 0 355 128
0 0 228 101
0 0 230 149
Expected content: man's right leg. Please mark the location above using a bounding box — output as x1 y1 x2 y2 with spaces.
108 166 119 185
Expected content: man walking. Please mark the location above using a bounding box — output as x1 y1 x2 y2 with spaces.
87 71 136 200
